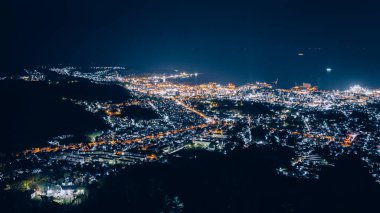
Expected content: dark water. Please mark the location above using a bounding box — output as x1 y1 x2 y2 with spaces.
0 80 130 153
169 70 379 90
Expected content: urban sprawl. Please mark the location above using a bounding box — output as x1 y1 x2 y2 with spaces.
1 67 380 204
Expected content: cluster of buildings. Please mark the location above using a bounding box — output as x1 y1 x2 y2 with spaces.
123 71 380 182
2 66 380 204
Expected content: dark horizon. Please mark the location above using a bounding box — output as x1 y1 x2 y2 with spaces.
2 0 380 89
3 2 380 211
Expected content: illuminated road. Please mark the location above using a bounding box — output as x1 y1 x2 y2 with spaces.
175 99 209 120
23 123 210 155
22 97 213 155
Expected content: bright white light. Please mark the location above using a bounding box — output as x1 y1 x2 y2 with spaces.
326 68 332 72
348 85 368 94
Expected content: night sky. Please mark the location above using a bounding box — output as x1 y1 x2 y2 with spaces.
2 0 380 89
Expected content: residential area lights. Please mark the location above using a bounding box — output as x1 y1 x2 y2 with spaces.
3 66 380 204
